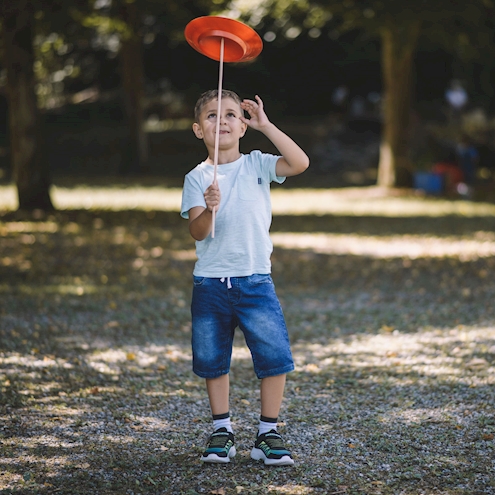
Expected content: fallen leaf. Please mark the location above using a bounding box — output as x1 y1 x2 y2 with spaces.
146 476 157 486
210 488 226 495
466 358 488 369
126 352 136 361
305 363 321 373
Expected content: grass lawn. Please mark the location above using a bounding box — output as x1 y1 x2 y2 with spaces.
1 183 494 495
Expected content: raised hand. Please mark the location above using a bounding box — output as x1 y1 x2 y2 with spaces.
240 95 270 131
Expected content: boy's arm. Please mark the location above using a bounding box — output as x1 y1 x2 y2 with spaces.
188 182 220 241
240 95 309 177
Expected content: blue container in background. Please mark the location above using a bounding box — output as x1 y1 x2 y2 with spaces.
413 172 444 194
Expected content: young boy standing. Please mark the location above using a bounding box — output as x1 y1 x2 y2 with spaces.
180 89 309 466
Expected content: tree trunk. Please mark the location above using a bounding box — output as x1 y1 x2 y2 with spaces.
119 0 148 175
377 20 421 187
2 2 54 210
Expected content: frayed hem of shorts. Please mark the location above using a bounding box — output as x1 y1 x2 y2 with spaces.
255 364 295 380
193 369 230 379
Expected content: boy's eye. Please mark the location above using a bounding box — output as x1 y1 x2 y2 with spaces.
207 113 216 119
227 112 236 118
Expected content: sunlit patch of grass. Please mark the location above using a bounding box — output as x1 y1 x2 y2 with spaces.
270 187 495 217
291 324 495 386
265 485 315 494
51 186 184 211
0 221 59 233
1 184 495 216
271 231 495 259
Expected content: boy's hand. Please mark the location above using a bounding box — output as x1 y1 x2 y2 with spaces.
240 95 270 131
204 182 221 212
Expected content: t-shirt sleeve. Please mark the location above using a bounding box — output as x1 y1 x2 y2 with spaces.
272 157 287 184
254 150 286 185
180 172 205 219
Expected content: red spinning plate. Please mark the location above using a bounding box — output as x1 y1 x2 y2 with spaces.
185 16 262 63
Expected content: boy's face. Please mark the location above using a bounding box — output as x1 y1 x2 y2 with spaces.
192 97 247 150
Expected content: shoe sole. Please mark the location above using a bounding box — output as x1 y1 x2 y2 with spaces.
201 446 236 464
250 447 294 466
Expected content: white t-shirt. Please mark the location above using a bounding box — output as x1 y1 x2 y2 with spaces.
181 150 286 277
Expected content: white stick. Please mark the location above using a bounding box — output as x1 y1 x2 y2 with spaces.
211 37 224 239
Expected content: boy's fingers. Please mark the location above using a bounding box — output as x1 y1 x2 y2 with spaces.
241 99 257 108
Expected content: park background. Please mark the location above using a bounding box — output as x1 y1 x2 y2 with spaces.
1 1 495 494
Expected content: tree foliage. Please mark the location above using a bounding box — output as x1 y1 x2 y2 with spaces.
226 0 495 186
0 0 231 209
232 0 494 49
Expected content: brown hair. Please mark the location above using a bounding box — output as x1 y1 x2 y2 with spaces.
194 89 243 122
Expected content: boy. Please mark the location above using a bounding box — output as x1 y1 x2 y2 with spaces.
180 89 309 466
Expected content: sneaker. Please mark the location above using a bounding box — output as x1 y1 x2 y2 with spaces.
250 429 294 466
201 427 236 463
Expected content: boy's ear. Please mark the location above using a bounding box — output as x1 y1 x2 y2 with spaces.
240 120 247 138
192 122 203 139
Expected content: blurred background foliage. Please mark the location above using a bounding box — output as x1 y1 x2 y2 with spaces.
5 0 493 116
1 0 495 209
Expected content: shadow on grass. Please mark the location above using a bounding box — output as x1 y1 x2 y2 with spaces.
272 213 495 236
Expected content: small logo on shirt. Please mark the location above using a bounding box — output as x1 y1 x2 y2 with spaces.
258 178 262 184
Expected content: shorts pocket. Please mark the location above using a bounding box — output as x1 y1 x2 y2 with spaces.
247 274 272 285
238 175 260 201
193 276 207 287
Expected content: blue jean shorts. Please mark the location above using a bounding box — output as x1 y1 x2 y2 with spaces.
191 274 294 379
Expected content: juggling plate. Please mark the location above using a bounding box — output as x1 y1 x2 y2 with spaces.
185 16 263 63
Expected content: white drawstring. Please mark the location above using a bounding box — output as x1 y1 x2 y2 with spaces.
220 277 232 289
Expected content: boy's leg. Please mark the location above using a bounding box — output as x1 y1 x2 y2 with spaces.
201 374 236 463
260 374 286 419
191 277 237 462
206 374 230 416
233 275 295 465
251 373 294 466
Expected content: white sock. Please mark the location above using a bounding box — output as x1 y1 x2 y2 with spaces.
213 415 233 433
258 417 278 435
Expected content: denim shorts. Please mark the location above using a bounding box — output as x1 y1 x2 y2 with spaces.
191 274 294 379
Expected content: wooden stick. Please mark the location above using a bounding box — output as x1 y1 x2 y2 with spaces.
211 37 224 239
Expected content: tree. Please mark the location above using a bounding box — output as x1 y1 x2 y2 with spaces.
1 1 54 210
225 0 495 187
0 0 230 210
0 0 92 211
119 0 148 174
